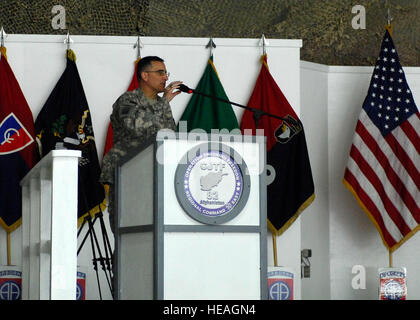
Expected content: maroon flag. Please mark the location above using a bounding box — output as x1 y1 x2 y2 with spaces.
240 55 314 235
102 58 140 157
0 47 36 234
343 28 420 252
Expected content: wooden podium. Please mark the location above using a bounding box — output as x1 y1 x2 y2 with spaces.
114 132 267 299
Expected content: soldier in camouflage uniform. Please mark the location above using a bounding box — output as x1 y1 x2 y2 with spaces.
100 56 182 232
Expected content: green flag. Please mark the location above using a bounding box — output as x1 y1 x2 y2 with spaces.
178 56 239 132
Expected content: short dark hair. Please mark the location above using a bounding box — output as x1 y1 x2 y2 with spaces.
137 56 164 80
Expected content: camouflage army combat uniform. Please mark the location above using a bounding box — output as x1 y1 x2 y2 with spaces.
100 88 176 231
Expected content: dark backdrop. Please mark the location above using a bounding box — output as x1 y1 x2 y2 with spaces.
1 0 419 66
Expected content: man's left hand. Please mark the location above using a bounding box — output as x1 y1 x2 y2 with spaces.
163 81 183 102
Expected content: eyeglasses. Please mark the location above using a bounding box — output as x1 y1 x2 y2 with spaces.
144 70 170 77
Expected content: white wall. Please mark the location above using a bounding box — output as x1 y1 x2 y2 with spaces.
4 34 419 301
4 34 418 301
300 61 330 300
300 61 420 300
0 34 302 299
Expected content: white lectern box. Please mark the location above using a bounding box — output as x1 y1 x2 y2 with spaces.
114 132 267 300
20 150 81 300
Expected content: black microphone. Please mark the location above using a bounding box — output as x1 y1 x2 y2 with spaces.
178 84 194 94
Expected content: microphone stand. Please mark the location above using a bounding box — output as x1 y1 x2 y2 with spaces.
182 87 298 129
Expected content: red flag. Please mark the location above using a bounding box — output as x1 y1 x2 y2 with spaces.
343 28 420 252
240 55 314 235
126 58 140 92
0 47 36 233
102 58 140 157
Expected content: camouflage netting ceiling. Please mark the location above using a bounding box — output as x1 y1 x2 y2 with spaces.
0 0 419 66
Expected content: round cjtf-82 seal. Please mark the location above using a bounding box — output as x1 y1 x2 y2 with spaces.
174 142 250 225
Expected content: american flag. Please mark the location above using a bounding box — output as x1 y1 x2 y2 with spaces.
343 29 420 252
